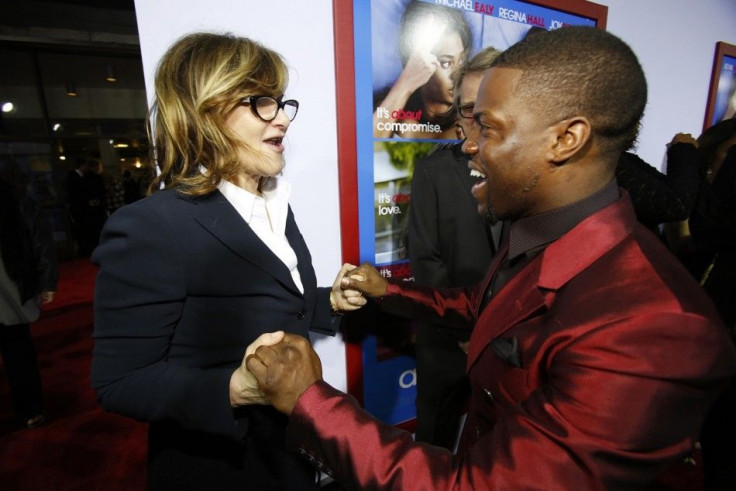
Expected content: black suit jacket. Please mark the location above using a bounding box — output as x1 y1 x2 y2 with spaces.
66 170 85 221
408 143 497 298
91 188 338 489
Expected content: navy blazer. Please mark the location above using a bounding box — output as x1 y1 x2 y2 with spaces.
91 188 338 488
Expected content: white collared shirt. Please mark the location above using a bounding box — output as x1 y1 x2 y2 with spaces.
217 178 304 294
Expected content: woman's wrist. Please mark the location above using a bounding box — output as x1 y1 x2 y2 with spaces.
229 368 268 407
329 291 343 316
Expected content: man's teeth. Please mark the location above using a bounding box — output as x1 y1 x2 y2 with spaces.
470 169 486 179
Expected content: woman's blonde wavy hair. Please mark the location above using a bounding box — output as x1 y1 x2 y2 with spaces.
147 32 289 195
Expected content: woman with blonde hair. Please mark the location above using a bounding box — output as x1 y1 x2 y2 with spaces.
91 32 364 490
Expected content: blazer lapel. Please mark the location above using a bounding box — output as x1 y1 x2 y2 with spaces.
189 191 301 294
467 258 548 369
466 193 637 370
285 207 317 296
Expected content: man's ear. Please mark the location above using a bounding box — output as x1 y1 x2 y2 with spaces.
548 117 591 164
456 124 465 140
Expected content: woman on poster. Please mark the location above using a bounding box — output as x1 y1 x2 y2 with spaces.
373 1 472 140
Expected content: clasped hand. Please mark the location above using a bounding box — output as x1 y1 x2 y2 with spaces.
330 263 368 312
236 262 388 413
245 332 322 414
230 263 368 408
339 262 388 298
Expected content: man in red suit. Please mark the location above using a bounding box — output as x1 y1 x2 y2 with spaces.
246 27 736 489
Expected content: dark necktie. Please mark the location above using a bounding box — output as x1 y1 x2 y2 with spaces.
479 223 512 311
479 242 508 312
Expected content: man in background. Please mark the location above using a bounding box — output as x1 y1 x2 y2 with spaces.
66 158 89 256
65 158 106 257
407 46 502 450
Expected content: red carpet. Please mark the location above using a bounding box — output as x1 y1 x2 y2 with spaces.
0 258 148 490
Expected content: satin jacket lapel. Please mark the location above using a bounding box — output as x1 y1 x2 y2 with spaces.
537 193 635 291
467 194 637 370
189 191 302 294
468 259 547 369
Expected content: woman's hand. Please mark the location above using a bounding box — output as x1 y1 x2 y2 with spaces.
229 331 286 407
330 263 368 312
340 262 388 298
246 333 323 415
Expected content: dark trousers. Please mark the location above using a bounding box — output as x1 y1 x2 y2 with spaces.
414 323 470 451
0 323 44 420
701 376 736 490
148 420 318 491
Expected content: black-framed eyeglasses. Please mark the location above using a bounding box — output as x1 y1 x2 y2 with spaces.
242 95 299 122
457 103 474 119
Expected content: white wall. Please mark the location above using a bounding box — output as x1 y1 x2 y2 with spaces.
603 0 736 168
133 0 736 391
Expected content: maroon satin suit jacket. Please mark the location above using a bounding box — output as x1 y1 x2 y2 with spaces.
286 194 736 490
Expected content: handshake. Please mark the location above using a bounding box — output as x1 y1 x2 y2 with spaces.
229 262 386 415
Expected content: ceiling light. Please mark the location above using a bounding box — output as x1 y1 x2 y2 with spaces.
59 155 66 161
2 102 14 113
113 143 129 148
66 81 77 97
53 123 61 131
106 64 117 82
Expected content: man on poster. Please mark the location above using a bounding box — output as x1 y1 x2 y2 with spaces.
245 27 736 489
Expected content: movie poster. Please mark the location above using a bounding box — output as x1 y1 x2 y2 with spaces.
710 54 736 126
351 0 598 425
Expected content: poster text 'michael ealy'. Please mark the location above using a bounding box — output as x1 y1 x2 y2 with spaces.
434 0 549 28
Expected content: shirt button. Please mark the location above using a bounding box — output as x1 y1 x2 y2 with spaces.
484 388 495 401
297 310 306 320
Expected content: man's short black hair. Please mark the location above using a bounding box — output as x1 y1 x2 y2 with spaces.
492 26 647 159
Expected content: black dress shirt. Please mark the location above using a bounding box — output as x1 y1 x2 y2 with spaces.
483 180 620 308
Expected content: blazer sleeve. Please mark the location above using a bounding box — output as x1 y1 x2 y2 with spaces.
90 201 246 441
615 147 702 226
285 312 735 490
310 286 341 336
663 142 703 216
407 160 451 287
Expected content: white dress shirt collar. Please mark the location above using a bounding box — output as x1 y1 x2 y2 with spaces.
217 178 292 237
216 177 304 294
